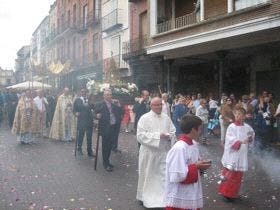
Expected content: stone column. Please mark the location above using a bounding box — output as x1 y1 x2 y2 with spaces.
167 60 174 95
200 0 205 21
171 0 176 29
150 0 157 36
216 51 228 99
227 0 234 13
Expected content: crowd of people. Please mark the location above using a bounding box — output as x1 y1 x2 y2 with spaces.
0 86 279 209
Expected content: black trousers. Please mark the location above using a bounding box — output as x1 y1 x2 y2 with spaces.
111 123 121 151
8 109 16 128
77 126 93 154
101 124 117 167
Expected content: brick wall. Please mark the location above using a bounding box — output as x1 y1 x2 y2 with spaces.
205 0 227 19
130 0 148 40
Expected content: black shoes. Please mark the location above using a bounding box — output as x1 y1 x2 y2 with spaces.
77 150 83 156
87 150 95 158
104 166 113 172
112 149 122 154
108 163 114 168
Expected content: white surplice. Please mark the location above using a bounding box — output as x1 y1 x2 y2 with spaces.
33 96 48 112
165 140 203 209
221 123 255 172
136 110 176 208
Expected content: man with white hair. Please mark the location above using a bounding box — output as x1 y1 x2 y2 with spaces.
136 97 176 208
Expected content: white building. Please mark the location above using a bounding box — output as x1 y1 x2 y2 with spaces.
101 0 130 79
0 68 15 87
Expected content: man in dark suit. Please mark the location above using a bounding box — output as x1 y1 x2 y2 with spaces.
133 90 150 131
73 88 94 157
95 89 124 172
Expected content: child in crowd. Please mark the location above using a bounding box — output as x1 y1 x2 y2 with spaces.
219 106 255 201
165 115 211 210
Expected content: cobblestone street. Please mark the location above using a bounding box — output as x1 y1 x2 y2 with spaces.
0 126 280 210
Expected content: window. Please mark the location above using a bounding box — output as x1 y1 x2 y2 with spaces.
111 35 120 65
94 0 100 19
235 0 268 10
73 37 76 61
67 40 70 59
73 4 76 26
82 39 88 64
93 34 99 60
67 10 70 27
111 35 120 56
83 4 88 28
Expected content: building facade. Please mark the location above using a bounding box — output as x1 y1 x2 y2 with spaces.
125 0 280 98
144 0 280 98
101 0 130 81
0 68 15 87
14 46 30 83
26 0 102 90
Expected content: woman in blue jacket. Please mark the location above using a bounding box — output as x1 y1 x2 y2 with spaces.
172 96 188 136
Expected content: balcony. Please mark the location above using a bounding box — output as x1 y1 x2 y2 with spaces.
157 11 197 34
102 9 124 32
122 35 149 60
87 9 101 27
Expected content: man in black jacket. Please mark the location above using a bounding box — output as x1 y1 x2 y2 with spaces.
133 90 150 132
73 88 94 157
6 89 18 128
95 89 124 172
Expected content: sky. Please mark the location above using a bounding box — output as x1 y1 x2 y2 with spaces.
0 0 55 70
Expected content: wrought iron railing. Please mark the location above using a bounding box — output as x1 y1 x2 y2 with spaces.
122 35 149 59
87 9 101 27
157 11 197 34
102 9 123 31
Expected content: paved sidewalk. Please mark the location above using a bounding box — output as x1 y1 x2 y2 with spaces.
0 126 279 210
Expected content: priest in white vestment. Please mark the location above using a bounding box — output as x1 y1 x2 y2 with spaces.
49 87 76 141
136 97 176 208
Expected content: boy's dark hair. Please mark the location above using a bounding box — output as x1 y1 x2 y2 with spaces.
180 114 202 134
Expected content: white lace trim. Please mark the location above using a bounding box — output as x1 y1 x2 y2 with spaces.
166 196 203 209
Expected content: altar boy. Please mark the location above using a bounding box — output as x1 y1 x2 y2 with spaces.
219 106 255 201
165 115 211 210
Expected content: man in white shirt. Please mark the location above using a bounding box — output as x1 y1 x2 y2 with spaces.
33 89 48 137
162 93 171 117
136 97 176 208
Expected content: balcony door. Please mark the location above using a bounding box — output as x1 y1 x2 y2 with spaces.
139 11 148 48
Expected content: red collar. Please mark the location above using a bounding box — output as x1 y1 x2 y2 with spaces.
179 134 193 145
234 121 244 126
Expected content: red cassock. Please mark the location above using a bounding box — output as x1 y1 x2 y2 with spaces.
219 168 243 198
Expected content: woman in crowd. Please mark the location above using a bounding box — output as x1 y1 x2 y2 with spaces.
196 98 209 144
221 97 235 146
173 96 188 136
